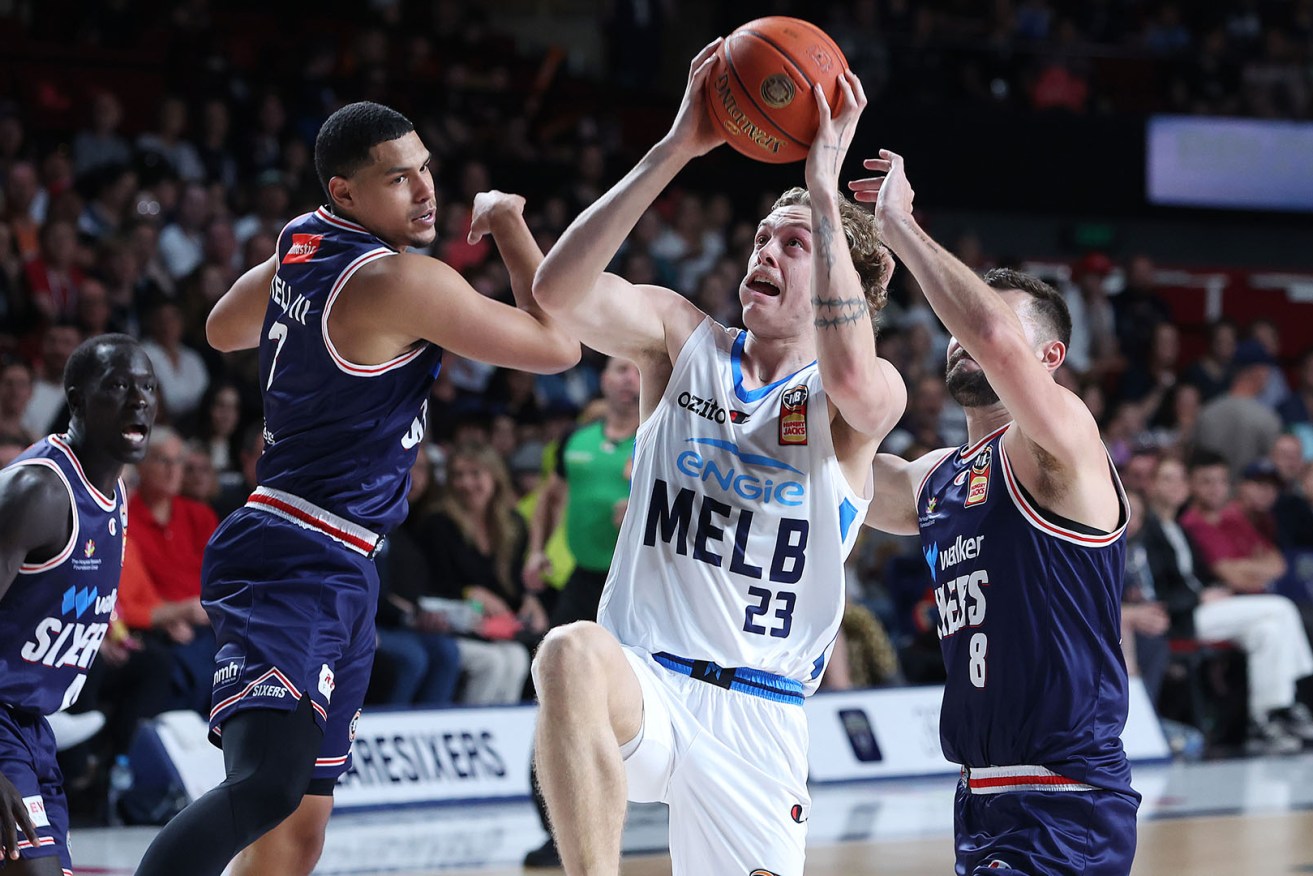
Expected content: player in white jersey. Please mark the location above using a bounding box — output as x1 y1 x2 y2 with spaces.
529 40 906 876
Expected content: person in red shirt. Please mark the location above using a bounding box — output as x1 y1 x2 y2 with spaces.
126 425 218 714
1180 450 1287 591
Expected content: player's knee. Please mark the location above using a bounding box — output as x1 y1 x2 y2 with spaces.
227 767 310 834
532 622 612 694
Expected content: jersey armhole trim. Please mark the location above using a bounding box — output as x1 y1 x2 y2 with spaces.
915 447 958 507
998 439 1127 547
14 458 79 574
321 248 424 376
636 317 715 442
48 434 116 510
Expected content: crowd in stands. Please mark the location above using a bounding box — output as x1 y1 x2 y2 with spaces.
2 0 1312 822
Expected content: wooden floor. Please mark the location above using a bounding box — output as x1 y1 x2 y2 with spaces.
434 811 1313 876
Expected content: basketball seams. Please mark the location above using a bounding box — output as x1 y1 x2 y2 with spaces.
722 36 810 149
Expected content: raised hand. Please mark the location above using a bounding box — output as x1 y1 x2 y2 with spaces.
805 70 867 193
848 149 916 236
664 38 727 159
468 190 528 244
0 773 39 861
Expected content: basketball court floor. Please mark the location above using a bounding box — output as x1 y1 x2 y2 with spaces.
71 752 1313 874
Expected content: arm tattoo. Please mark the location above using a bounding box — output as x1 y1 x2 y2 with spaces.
812 213 869 330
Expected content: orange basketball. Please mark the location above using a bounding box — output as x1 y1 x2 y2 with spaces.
703 17 849 164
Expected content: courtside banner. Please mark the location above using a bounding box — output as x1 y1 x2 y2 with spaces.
334 706 537 808
805 679 1169 783
153 706 538 808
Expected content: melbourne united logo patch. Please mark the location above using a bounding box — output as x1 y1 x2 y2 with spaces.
778 385 809 446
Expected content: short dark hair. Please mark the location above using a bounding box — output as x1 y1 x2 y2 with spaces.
982 268 1072 349
1186 448 1229 474
314 101 415 201
63 333 140 395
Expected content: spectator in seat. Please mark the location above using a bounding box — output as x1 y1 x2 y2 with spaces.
1154 455 1313 751
125 426 218 714
1194 340 1282 475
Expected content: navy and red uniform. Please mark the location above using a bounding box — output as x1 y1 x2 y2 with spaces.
916 423 1139 876
204 207 441 782
1 436 127 875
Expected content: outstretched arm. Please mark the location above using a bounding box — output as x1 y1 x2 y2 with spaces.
337 193 580 375
805 73 905 444
531 39 725 364
851 151 1103 475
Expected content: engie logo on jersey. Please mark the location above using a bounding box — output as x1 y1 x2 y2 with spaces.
778 385 808 445
283 233 323 264
965 446 992 507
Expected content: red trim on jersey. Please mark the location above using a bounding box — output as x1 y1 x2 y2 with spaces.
957 422 1011 460
915 447 958 506
13 458 79 574
315 754 348 767
321 249 424 376
314 207 369 234
49 434 116 510
246 491 378 555
998 439 1126 547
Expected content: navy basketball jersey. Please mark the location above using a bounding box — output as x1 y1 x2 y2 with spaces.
917 424 1133 794
0 436 126 715
258 208 442 533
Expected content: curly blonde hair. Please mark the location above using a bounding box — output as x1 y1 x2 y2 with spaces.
770 187 891 316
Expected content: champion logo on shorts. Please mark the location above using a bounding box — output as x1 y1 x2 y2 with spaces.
750 869 782 876
985 860 1014 870
319 664 336 703
349 708 361 742
789 803 808 824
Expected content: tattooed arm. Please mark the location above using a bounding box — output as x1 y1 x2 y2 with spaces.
805 73 907 462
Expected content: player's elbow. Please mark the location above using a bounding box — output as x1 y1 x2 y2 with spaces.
530 265 569 313
205 310 240 353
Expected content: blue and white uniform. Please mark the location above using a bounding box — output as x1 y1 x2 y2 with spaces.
204 207 441 781
917 423 1139 875
604 318 870 876
1 435 127 874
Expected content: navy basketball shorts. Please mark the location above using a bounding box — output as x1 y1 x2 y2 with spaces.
954 779 1139 875
0 705 72 874
203 507 378 783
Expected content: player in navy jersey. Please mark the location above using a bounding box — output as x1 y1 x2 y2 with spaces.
0 334 157 875
135 102 577 876
854 151 1138 875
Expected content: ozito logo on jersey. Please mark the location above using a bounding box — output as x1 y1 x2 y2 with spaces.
778 384 808 445
283 233 324 264
965 445 992 507
678 391 727 424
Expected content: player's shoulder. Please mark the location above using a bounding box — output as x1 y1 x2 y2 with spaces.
0 462 71 526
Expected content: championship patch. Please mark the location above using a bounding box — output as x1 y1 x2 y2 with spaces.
283 233 323 264
965 446 992 507
778 384 809 445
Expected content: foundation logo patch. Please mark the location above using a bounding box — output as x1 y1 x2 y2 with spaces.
83 539 95 558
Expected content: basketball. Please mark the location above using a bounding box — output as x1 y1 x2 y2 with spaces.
703 16 849 164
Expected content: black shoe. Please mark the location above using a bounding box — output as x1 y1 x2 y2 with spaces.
523 837 563 868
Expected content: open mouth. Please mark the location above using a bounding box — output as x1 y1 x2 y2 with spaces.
747 278 781 297
413 209 435 225
122 424 148 447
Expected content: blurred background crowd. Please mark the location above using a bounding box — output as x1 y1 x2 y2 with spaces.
2 0 1313 823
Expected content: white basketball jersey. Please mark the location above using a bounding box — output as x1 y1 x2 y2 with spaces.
599 318 871 694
